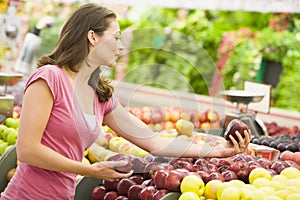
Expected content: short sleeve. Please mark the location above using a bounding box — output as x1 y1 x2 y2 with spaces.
103 94 118 115
25 65 60 100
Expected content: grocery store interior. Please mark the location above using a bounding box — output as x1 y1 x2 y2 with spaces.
1 0 300 200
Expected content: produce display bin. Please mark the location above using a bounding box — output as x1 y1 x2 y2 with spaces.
74 176 103 200
0 145 17 193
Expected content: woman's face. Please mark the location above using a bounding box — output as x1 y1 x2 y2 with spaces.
89 20 124 67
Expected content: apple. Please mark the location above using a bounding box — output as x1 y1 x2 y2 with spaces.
175 119 194 137
180 174 205 196
163 121 175 130
280 167 300 179
171 160 196 172
190 111 199 123
252 177 272 188
153 169 169 189
270 160 289 174
200 122 210 130
206 109 219 122
127 184 146 200
129 174 144 185
216 182 232 200
280 150 294 161
164 170 182 192
6 130 18 145
107 154 132 173
292 152 300 165
153 189 169 200
286 193 300 200
0 142 9 155
131 155 147 174
1 127 15 141
249 167 272 184
103 191 118 200
178 192 201 200
103 180 119 191
221 170 238 181
140 186 157 200
115 196 128 200
257 158 273 169
199 112 207 123
141 179 154 187
218 165 230 173
230 161 250 183
204 179 223 200
91 185 106 200
223 119 249 143
248 160 262 172
220 186 242 200
6 168 16 181
193 158 210 171
117 178 136 196
206 172 225 182
196 171 210 183
4 117 19 129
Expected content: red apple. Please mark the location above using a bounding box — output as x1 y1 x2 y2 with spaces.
141 179 154 187
153 189 170 200
171 160 196 172
199 112 207 123
140 186 157 200
270 160 289 174
103 191 118 200
115 196 128 200
164 170 182 192
190 111 200 123
103 180 119 191
130 175 144 185
206 172 225 182
128 184 146 200
292 152 300 165
207 163 219 173
107 154 132 173
280 150 294 161
131 155 147 174
206 110 219 122
117 178 137 196
91 185 106 200
194 158 210 171
223 119 249 143
230 161 250 183
257 158 273 169
221 170 238 181
197 171 210 183
153 169 169 189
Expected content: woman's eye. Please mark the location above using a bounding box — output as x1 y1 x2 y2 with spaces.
115 37 121 41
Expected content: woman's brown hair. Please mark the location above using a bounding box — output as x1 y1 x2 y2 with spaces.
37 3 116 102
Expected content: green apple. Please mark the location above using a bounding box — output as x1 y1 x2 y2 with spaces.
7 129 18 145
204 179 223 200
180 174 205 196
280 167 300 179
220 186 241 200
257 186 275 196
0 124 7 139
179 192 201 200
0 142 9 155
4 117 19 129
2 127 15 142
249 167 272 184
240 186 256 200
271 174 289 183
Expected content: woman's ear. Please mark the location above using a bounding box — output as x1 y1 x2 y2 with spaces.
87 30 97 45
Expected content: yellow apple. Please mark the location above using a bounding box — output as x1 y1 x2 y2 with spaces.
228 179 245 188
286 193 300 200
176 119 194 137
240 186 255 200
179 192 201 200
270 180 285 190
82 157 90 165
274 189 289 200
272 174 289 183
248 190 267 200
264 195 283 200
252 177 272 188
204 179 223 200
220 186 241 200
180 174 205 196
257 186 275 196
249 167 272 184
217 182 232 200
280 167 300 179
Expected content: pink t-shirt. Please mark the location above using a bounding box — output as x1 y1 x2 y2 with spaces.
1 65 118 200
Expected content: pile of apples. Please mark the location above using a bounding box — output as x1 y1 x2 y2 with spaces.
127 106 221 131
264 121 300 137
90 153 300 200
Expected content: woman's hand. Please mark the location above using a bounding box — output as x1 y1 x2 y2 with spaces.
216 129 252 158
88 160 133 181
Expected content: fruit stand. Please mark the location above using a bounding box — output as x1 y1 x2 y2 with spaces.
1 0 300 200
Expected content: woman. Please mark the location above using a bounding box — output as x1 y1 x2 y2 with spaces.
1 3 251 200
